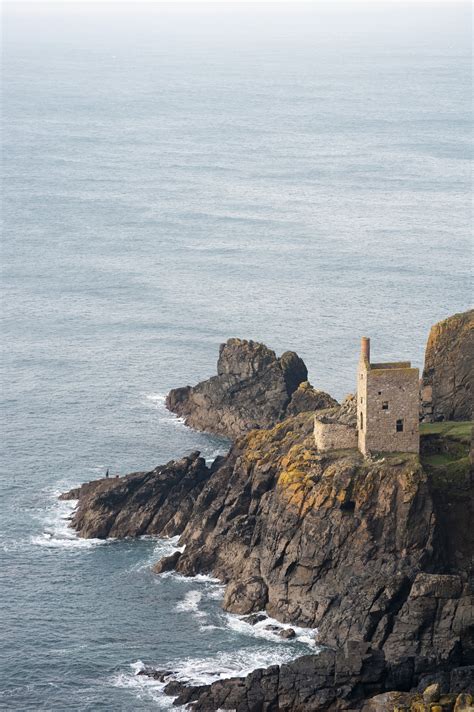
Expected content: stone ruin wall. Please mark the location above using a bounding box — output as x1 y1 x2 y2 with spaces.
314 420 357 452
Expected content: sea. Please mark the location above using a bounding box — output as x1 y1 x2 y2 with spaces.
1 2 472 709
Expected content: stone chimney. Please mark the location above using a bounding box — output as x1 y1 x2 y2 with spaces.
360 337 370 364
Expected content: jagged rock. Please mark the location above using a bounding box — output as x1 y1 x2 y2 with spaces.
421 310 474 422
61 452 212 539
152 550 181 574
286 381 338 417
166 338 336 438
222 576 268 615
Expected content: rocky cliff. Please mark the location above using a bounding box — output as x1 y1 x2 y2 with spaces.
61 319 474 710
421 309 474 422
62 407 473 709
165 338 337 438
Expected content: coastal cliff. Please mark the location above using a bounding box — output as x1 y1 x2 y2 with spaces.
62 409 473 709
421 310 473 423
165 338 337 438
61 316 473 710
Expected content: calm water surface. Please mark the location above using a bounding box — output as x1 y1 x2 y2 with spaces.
1 2 472 709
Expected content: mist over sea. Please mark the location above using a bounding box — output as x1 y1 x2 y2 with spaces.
1 2 472 709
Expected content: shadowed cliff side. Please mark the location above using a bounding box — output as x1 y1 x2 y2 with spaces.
165 338 337 438
421 309 473 423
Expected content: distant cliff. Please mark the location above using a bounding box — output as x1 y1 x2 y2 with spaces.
165 338 337 438
421 309 473 422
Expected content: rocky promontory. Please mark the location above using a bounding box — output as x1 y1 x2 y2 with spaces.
61 321 473 710
62 407 473 708
165 338 337 438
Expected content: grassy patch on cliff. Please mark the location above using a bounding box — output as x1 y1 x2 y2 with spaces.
420 420 472 442
420 421 472 494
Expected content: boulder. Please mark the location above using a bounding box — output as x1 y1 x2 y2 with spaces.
423 683 441 703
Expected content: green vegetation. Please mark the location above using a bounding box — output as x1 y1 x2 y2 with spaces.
420 421 472 493
419 420 472 442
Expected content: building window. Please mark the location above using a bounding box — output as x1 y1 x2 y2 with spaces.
396 419 404 432
360 412 363 430
360 397 363 404
382 401 389 410
378 391 382 395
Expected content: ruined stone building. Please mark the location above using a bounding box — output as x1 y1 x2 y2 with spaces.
314 337 420 454
357 337 419 454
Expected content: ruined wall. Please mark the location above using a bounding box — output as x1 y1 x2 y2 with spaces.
364 367 420 453
314 420 357 452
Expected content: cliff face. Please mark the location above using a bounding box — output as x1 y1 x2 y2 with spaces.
421 310 474 422
62 317 474 709
63 408 473 709
165 338 337 438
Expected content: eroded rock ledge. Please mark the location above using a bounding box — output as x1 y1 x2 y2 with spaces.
165 338 337 438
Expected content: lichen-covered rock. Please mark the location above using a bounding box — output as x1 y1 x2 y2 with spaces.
166 338 335 438
286 380 338 416
421 310 474 422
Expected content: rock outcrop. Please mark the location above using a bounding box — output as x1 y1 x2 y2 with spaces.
62 316 474 709
165 338 337 438
60 452 213 539
138 648 474 711
63 411 473 708
421 310 474 422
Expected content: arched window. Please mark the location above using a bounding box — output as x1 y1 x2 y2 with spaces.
360 412 363 430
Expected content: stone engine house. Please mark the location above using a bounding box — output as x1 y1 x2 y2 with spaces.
357 337 419 454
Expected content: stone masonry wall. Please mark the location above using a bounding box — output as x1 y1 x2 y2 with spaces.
314 420 358 452
364 367 419 453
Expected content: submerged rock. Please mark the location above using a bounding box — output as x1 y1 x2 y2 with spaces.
165 338 336 438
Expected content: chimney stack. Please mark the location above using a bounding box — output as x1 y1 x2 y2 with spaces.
361 336 370 363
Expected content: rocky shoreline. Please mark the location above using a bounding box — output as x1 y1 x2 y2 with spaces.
61 310 473 711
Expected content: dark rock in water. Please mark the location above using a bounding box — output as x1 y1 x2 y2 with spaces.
263 624 281 633
152 550 182 574
165 338 336 438
136 668 173 682
279 627 296 639
243 613 267 625
421 309 474 422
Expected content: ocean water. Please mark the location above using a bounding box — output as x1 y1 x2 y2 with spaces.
1 2 472 709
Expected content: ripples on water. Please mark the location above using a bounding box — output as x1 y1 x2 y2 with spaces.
1 1 471 709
